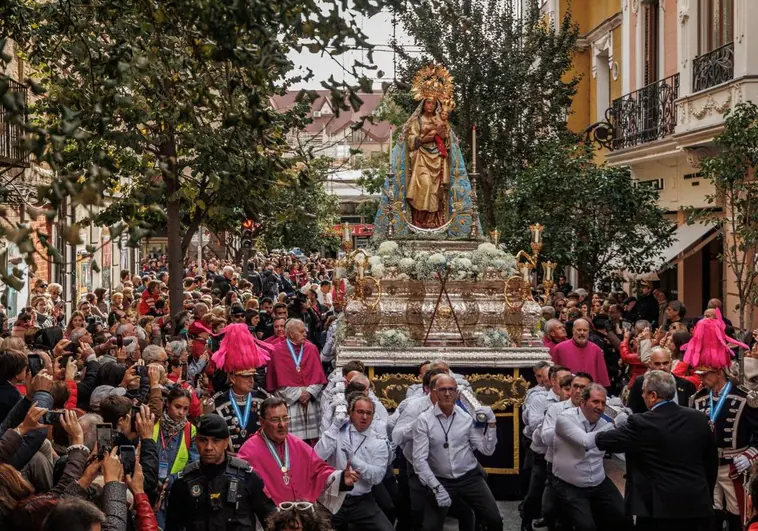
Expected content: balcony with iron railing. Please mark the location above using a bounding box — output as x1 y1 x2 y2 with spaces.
693 42 734 94
0 77 29 168
607 73 680 151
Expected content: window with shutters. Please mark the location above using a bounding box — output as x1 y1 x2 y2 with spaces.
643 1 659 86
699 0 734 54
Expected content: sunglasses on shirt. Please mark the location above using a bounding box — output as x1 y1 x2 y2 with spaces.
277 501 314 513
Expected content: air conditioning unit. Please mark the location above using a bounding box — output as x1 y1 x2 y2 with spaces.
313 111 322 118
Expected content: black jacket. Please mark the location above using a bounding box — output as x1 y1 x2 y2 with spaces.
212 275 233 298
635 294 660 326
627 373 697 414
165 456 274 531
76 359 102 410
0 381 21 425
596 401 717 520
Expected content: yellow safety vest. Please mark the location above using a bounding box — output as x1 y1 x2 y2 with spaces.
153 421 196 475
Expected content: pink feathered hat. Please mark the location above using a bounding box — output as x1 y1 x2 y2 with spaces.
211 323 270 375
681 308 747 373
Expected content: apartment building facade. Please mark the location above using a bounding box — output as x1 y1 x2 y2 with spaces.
547 0 754 326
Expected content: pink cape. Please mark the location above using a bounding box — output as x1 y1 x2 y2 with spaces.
266 339 327 391
551 339 610 387
265 335 286 346
238 432 335 504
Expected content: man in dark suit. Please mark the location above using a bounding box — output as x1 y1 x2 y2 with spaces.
596 370 717 531
626 346 696 413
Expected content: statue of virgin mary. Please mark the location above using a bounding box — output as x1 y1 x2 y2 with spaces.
373 65 481 240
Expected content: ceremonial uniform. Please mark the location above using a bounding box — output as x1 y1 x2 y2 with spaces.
214 388 268 453
165 455 275 531
691 382 758 523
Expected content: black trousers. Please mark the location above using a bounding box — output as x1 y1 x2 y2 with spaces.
541 461 558 528
333 493 395 531
421 468 502 531
372 467 397 525
408 472 474 531
552 476 632 531
635 516 712 531
520 443 535 498
522 451 547 525
395 454 414 531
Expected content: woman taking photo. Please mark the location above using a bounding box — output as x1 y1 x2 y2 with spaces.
153 385 198 528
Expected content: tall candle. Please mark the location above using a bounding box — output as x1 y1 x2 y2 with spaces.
389 127 393 156
472 125 477 173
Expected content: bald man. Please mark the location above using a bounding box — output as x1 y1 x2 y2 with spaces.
551 318 610 387
626 347 697 413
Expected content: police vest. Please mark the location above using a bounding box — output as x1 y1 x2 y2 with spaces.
153 421 196 475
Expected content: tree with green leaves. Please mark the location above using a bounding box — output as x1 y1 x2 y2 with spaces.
694 102 758 331
497 137 673 288
393 0 580 228
0 0 407 317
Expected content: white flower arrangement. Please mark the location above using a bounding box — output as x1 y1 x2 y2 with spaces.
370 263 385 279
357 243 516 281
428 253 447 272
399 257 415 273
477 328 514 348
377 241 400 256
375 329 415 348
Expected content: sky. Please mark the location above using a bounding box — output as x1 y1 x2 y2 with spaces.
288 10 420 90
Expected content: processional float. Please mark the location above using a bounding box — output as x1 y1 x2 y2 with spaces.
331 65 552 494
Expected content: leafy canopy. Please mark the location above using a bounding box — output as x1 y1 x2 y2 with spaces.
694 102 758 329
497 136 673 288
0 0 408 310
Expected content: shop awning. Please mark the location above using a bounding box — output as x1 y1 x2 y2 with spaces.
622 222 717 281
657 222 717 269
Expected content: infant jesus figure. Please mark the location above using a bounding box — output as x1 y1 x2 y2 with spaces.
422 105 451 158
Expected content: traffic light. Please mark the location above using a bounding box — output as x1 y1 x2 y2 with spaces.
241 219 254 249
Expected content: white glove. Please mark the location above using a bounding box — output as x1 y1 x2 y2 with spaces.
332 410 348 429
614 412 629 427
433 485 452 507
734 454 751 474
477 406 496 423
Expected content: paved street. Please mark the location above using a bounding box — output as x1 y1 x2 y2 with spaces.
442 502 520 531
443 459 626 530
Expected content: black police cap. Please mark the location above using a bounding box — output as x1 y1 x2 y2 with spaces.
196 414 230 439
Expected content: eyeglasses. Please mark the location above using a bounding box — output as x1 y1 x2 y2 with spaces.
277 501 314 513
435 387 458 395
266 416 290 424
232 314 246 320
572 384 587 389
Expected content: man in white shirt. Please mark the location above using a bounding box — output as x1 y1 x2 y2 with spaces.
315 393 394 531
521 365 572 531
317 280 334 311
412 374 500 531
393 368 472 531
552 383 632 531
320 373 389 438
519 360 552 513
538 372 593 531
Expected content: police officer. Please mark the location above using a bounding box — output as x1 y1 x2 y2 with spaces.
165 414 275 531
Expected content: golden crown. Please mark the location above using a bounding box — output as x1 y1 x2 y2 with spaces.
411 64 455 108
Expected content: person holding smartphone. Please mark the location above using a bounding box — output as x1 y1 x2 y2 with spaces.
152 386 199 528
